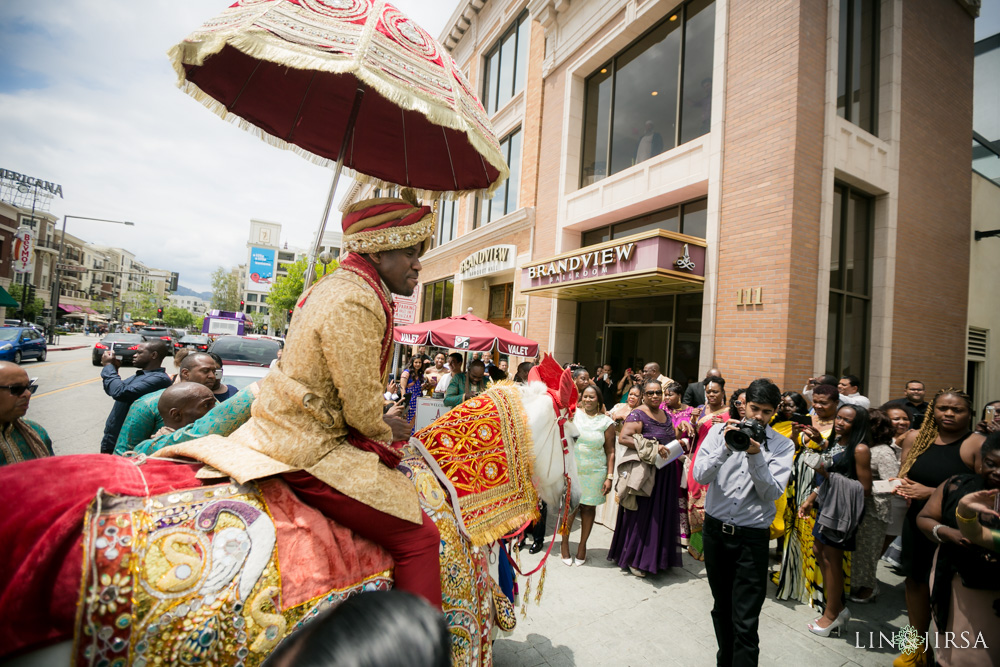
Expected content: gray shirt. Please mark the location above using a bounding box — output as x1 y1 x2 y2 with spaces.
693 422 795 529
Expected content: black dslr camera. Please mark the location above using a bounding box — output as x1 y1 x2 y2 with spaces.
724 418 767 452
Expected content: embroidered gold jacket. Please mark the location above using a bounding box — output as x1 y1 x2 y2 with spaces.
156 270 422 524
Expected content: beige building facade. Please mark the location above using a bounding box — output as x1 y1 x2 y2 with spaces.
344 0 980 407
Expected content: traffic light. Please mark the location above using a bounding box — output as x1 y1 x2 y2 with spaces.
25 284 35 303
157 307 163 317
240 300 245 310
287 308 293 318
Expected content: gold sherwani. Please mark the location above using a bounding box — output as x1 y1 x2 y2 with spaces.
156 269 423 523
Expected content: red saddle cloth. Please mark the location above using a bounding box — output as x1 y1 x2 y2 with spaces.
0 454 392 661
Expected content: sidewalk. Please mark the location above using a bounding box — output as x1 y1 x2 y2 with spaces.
48 333 96 351
494 518 909 666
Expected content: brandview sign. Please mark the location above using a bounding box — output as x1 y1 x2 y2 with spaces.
521 232 706 292
457 244 516 281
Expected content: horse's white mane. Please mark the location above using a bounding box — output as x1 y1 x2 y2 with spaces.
517 381 580 508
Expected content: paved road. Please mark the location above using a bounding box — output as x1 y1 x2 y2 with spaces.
27 334 180 455
27 335 914 666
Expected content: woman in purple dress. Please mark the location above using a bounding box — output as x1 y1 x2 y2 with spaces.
608 380 684 577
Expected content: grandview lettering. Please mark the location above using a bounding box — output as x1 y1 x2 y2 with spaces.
460 246 510 274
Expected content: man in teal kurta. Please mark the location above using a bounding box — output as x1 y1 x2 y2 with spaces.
0 362 52 465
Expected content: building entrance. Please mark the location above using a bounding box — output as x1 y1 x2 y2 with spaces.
603 325 672 383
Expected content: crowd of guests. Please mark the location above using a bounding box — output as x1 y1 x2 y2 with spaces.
3 346 998 667
545 363 999 667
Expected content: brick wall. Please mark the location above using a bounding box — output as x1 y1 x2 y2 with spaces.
891 0 973 397
713 0 827 392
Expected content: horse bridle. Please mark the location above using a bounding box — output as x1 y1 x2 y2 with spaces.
501 410 574 577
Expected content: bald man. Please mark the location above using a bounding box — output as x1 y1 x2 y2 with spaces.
0 362 51 465
684 368 723 407
156 383 217 434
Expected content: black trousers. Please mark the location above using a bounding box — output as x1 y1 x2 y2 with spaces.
519 500 548 544
703 515 771 667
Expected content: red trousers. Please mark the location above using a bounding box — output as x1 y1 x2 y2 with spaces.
282 471 442 610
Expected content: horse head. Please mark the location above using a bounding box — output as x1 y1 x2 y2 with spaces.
518 355 581 512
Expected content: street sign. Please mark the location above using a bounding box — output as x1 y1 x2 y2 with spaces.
393 285 420 325
510 319 525 337
123 312 132 321
56 264 89 272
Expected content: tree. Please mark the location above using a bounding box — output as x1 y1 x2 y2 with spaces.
211 266 241 311
163 306 195 329
265 257 334 333
7 284 44 321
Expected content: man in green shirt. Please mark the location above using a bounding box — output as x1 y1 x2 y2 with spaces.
443 359 488 408
0 361 52 465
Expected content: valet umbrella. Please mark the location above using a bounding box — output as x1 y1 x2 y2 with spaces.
394 312 538 358
169 0 510 286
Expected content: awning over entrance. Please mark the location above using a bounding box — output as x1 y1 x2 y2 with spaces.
0 286 19 309
521 229 706 300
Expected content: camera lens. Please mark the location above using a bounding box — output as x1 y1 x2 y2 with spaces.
725 429 751 451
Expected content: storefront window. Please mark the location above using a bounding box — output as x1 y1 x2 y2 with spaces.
837 0 879 135
476 128 522 228
580 0 716 187
482 12 530 116
827 183 872 383
421 278 454 322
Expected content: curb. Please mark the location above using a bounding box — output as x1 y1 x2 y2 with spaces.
49 345 90 352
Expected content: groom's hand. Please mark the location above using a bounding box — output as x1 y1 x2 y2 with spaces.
383 403 412 442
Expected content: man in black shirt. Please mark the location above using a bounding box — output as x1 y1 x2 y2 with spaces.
881 380 928 430
100 340 172 454
683 367 722 407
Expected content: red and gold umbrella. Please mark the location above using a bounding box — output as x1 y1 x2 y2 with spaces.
170 0 509 282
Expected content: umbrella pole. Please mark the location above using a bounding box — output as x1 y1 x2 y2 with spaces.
303 84 367 289
392 344 401 381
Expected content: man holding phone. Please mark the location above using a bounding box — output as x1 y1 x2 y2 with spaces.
99 340 171 454
693 379 794 667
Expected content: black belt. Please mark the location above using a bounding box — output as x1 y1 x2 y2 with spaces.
705 514 770 539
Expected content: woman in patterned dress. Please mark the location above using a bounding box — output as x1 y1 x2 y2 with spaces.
661 382 697 548
608 381 684 577
685 377 729 560
562 385 615 565
398 355 428 429
775 384 839 606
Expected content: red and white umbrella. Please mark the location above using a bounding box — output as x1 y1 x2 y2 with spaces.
395 312 538 357
170 0 509 284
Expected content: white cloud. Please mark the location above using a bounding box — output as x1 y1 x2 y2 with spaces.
0 0 453 293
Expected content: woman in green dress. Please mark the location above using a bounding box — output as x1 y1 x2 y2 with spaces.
561 385 616 566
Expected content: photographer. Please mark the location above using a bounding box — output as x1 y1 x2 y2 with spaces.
616 368 644 402
692 378 794 667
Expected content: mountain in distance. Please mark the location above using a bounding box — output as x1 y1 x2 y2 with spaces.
174 285 214 301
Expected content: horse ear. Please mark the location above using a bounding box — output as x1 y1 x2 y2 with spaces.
528 354 578 417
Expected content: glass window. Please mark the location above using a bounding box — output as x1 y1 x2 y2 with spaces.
574 301 605 373
610 18 682 175
477 128 522 227
483 12 529 115
826 183 873 383
613 206 679 239
836 0 879 134
581 227 611 247
437 199 457 247
421 278 454 321
681 199 707 238
671 292 703 387
581 1 716 187
608 295 675 324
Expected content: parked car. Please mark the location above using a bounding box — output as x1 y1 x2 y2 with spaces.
176 334 211 353
0 327 47 364
209 335 281 367
92 333 145 366
136 327 179 355
218 364 271 391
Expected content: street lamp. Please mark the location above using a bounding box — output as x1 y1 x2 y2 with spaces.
48 215 136 343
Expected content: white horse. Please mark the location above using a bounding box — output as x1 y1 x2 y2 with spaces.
0 369 580 667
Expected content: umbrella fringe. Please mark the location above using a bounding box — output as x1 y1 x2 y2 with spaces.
168 33 510 202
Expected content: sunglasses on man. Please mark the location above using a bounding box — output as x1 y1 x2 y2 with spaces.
0 382 38 396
